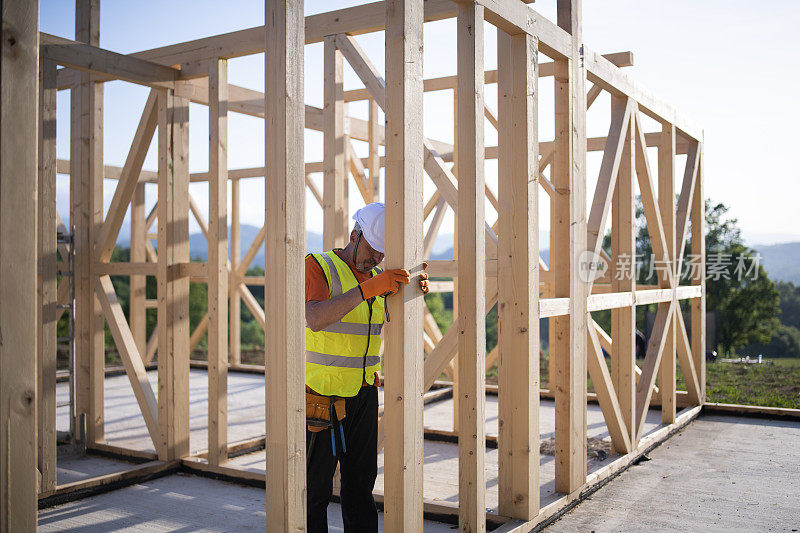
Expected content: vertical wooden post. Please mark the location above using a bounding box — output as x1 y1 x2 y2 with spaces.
129 183 147 356
38 57 58 493
451 90 459 433
497 30 539 520
0 0 39 525
611 95 635 450
208 58 229 465
368 99 380 202
71 0 104 446
157 87 191 461
691 142 705 402
324 35 347 249
383 0 425 527
659 123 676 423
553 0 587 494
265 0 306 529
130 182 147 355
230 178 242 366
457 2 486 529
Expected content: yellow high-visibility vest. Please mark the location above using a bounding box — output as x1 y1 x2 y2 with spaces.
305 251 385 397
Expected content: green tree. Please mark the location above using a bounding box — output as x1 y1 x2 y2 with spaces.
602 198 781 355
776 282 800 330
485 305 498 352
742 323 800 358
687 202 780 354
423 287 497 352
424 291 451 333
742 282 800 357
241 319 265 351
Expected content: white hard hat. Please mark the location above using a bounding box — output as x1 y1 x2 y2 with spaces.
353 202 385 253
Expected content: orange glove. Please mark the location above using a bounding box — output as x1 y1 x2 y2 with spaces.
359 269 410 300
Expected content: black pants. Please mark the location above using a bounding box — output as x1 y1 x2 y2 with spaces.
307 385 378 533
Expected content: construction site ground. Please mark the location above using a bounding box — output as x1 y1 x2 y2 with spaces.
38 369 800 531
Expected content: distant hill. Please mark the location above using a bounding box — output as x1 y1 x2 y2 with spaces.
430 247 550 263
431 231 550 261
753 242 800 284
185 224 324 266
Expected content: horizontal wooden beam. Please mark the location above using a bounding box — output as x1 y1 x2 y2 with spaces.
426 259 497 277
174 79 453 156
48 2 698 138
58 0 468 72
478 0 571 56
585 49 703 140
94 262 157 277
586 285 701 312
342 51 633 101
539 297 570 318
41 33 180 89
56 124 690 186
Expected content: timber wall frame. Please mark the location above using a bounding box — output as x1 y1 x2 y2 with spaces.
1 0 708 530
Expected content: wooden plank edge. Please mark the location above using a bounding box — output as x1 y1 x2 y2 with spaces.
422 428 499 449
702 402 800 421
86 442 158 463
180 457 266 487
191 435 267 461
37 460 179 508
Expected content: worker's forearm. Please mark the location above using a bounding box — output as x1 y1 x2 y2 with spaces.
305 287 364 331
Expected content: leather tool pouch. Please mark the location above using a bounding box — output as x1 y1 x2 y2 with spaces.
305 386 346 433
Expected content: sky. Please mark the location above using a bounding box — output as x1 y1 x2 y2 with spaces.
40 0 800 247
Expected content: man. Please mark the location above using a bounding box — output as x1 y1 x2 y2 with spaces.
304 202 429 532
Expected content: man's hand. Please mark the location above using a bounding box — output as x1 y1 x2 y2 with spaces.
418 263 429 294
360 269 410 300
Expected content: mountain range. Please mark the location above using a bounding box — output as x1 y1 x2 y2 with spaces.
752 242 800 284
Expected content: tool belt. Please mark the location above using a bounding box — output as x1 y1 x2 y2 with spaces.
305 386 346 433
306 385 348 456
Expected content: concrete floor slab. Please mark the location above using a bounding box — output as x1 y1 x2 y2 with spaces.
54 369 672 515
38 473 455 532
57 370 665 455
546 414 800 532
55 451 141 486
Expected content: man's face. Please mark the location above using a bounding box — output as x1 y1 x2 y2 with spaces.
352 230 384 273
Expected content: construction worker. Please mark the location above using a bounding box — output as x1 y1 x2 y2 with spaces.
304 202 429 532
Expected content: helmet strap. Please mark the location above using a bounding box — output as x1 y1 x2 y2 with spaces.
353 230 363 267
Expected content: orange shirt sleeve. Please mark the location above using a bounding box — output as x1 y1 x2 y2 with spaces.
305 255 331 302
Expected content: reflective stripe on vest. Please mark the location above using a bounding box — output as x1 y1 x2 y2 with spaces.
305 251 385 397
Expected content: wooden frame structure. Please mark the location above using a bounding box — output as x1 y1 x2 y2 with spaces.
0 0 708 530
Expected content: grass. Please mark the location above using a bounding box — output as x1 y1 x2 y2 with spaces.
766 357 800 368
705 359 800 409
487 352 800 410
